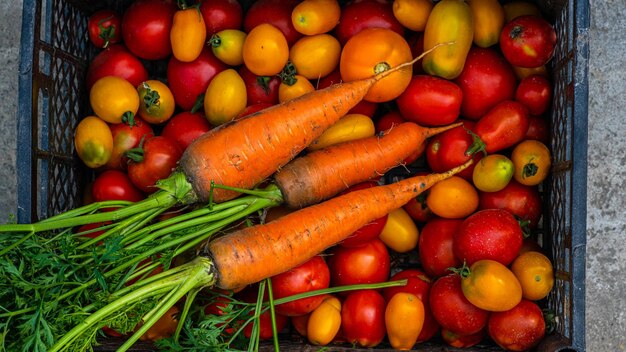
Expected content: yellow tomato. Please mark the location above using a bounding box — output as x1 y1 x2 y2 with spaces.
378 207 419 253
502 1 542 23
242 23 289 76
472 154 514 192
460 259 523 312
90 76 139 124
74 116 113 168
137 80 175 124
306 113 376 151
468 0 505 48
278 74 316 103
385 293 425 350
292 0 341 35
170 7 207 62
392 0 434 32
204 69 247 126
307 296 341 346
289 34 341 80
511 140 552 186
426 176 479 219
210 29 247 66
511 251 555 301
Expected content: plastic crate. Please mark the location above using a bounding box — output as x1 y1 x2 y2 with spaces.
16 0 589 351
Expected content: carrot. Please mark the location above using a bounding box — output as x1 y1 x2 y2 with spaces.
206 159 473 290
274 121 463 208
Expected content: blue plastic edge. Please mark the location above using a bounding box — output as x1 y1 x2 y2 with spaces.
570 0 590 350
17 0 37 224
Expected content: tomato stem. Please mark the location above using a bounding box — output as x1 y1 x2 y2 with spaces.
210 34 222 48
278 61 298 86
122 111 136 127
97 15 116 49
522 161 539 178
374 61 392 75
464 127 487 156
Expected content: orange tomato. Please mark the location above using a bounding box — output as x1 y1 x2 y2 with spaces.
392 0 434 32
90 76 139 124
472 154 514 192
278 74 316 103
511 251 555 301
502 1 542 23
139 305 180 341
426 176 479 219
378 207 419 253
339 27 413 102
292 0 341 35
511 140 552 186
290 34 342 80
204 69 247 126
74 116 113 168
385 293 425 350
137 80 175 124
459 259 523 312
210 29 247 66
307 296 342 346
170 7 207 62
242 23 289 76
468 0 505 48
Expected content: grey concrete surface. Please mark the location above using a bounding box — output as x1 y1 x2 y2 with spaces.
0 1 624 351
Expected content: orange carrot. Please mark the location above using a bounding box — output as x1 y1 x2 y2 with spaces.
205 160 472 290
274 121 463 208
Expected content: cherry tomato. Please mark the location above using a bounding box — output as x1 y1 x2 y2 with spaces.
121 0 176 60
515 74 553 115
289 34 341 80
270 255 330 316
341 290 386 348
478 179 543 229
525 115 550 143
126 136 183 194
472 154 515 192
106 116 154 170
170 6 207 63
199 0 243 34
167 47 227 111
327 238 390 288
87 9 122 48
90 76 140 125
488 299 546 351
160 111 211 152
204 68 247 126
307 296 342 346
339 27 413 102
429 274 489 335
210 29 247 66
511 139 552 186
238 65 281 105
426 176 479 219
454 208 524 266
243 0 302 45
92 169 145 205
473 100 530 154
378 207 419 253
385 293 425 350
86 45 148 91
334 0 405 45
419 218 463 278
242 23 290 77
278 74 315 103
458 259 523 312
425 121 482 180
454 47 517 120
396 75 462 127
74 116 113 169
137 80 175 125
511 250 555 301
337 181 389 248
292 0 341 35
500 15 557 68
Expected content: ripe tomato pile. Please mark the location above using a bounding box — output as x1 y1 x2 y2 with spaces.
75 0 559 350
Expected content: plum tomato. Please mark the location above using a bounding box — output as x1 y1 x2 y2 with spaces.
418 218 464 278
199 0 243 35
327 238 390 289
92 169 144 204
242 23 290 77
243 0 302 45
457 259 523 312
86 44 148 91
378 207 419 253
160 111 211 152
515 74 553 116
126 136 183 194
385 292 425 350
396 75 462 127
341 289 386 348
425 121 482 180
511 251 555 301
90 76 140 125
74 116 113 169
306 296 342 346
121 0 176 60
426 176 479 219
488 299 546 351
441 328 485 348
291 0 341 36
334 0 404 45
478 179 543 229
472 100 530 154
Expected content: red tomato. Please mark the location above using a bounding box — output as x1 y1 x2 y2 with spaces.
334 0 404 45
454 209 524 266
327 239 390 288
238 65 281 105
500 15 557 68
199 0 243 34
407 31 425 74
243 0 302 45
488 299 546 351
167 47 227 111
382 269 440 343
375 110 405 132
454 47 517 120
106 116 154 170
86 45 148 90
478 179 543 229
429 274 489 335
341 290 386 347
337 182 388 248
441 328 485 348
92 169 145 203
204 296 237 336
396 75 463 127
403 192 434 223
121 0 176 60
126 136 183 194
160 111 212 151
243 310 289 340
270 256 330 316
525 115 550 143
473 100 530 154
515 74 553 116
237 103 274 119
291 313 310 337
419 218 464 278
316 69 378 117
88 9 122 48
425 121 482 180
